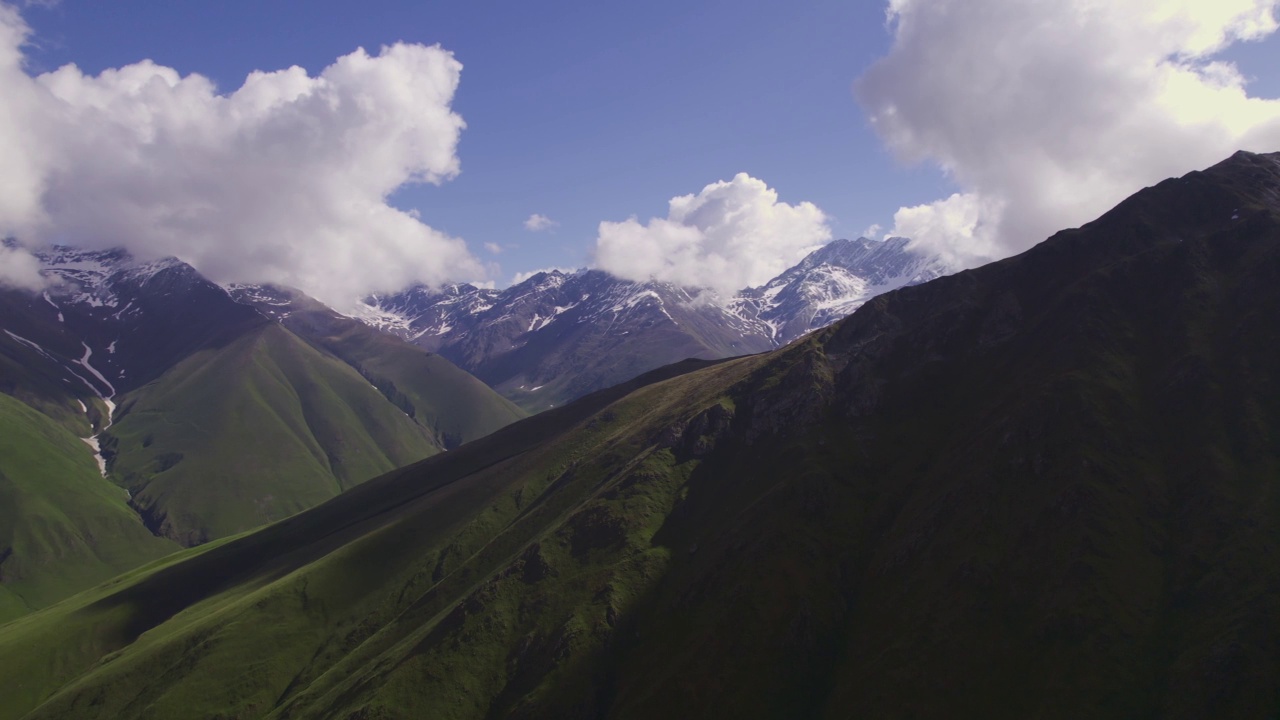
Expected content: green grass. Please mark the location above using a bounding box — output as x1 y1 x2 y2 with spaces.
106 322 448 545
0 355 752 719
0 287 526 618
0 393 178 624
275 298 526 446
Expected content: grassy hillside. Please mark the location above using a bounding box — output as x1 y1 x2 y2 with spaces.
1 277 524 611
105 321 452 546
0 357 726 718
270 292 526 447
4 152 1280 718
0 393 177 624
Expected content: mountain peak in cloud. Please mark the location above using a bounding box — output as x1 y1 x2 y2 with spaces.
594 172 832 297
0 3 482 308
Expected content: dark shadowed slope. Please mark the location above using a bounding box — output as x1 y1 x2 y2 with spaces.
4 151 1280 719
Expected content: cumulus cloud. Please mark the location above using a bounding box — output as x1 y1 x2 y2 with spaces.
523 213 557 232
594 173 831 296
0 244 42 290
858 0 1280 267
483 242 503 254
0 2 482 308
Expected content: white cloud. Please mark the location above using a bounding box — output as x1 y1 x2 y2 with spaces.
0 243 42 290
0 3 482 309
523 213 557 232
858 0 1280 267
483 242 503 254
594 173 831 296
511 266 573 286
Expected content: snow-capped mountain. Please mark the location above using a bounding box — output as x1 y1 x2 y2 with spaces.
1 245 524 553
24 246 263 395
352 283 502 349
352 269 771 411
357 236 952 410
727 236 953 345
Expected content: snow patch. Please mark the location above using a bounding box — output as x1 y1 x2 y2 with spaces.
4 330 59 362
74 343 117 398
348 299 413 332
81 436 107 476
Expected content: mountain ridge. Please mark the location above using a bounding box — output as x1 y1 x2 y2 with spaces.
0 249 525 610
357 236 950 410
3 150 1276 718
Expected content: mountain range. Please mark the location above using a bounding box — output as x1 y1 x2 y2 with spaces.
2 151 1276 718
0 233 940 619
0 249 524 618
356 236 950 410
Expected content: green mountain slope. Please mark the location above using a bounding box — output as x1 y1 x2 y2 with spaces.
105 321 454 546
5 151 1280 718
0 393 177 625
0 260 524 616
238 286 526 448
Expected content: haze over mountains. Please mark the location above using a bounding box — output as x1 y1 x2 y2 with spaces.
1 150 1277 718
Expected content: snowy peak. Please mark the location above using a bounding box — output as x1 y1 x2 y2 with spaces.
37 247 132 307
348 237 949 411
37 246 131 274
117 256 195 285
727 236 955 345
35 246 207 312
357 282 501 347
224 283 318 323
749 236 938 296
792 236 910 277
17 246 264 394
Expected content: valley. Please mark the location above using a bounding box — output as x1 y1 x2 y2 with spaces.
1 151 1278 717
2 1 1278 714
0 233 938 613
0 250 526 611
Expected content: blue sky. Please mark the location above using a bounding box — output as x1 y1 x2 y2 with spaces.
5 0 1280 302
17 0 948 283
